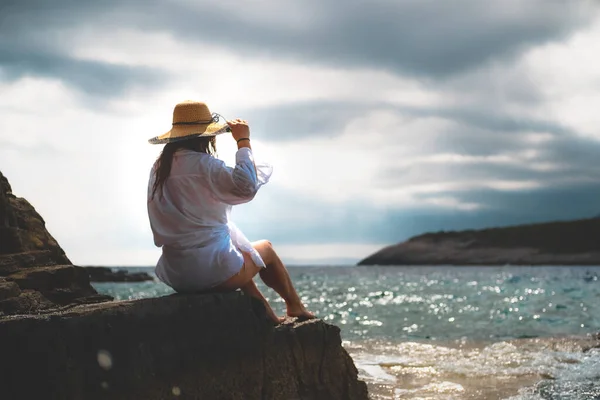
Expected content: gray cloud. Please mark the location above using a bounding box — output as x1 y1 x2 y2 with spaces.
435 183 600 223
235 183 600 247
0 0 163 96
542 136 600 173
139 0 596 78
1 0 597 93
237 95 600 242
244 96 599 232
243 99 576 142
0 46 161 97
376 117 600 188
241 101 368 141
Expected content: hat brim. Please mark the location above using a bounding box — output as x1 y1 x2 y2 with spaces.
148 122 230 144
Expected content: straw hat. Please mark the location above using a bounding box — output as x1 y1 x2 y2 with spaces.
148 100 230 144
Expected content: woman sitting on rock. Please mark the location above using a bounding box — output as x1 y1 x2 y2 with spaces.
147 100 314 324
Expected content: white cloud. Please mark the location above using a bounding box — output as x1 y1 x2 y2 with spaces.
258 111 453 205
505 14 600 139
0 77 160 264
273 243 388 265
67 28 442 110
422 197 483 211
484 180 543 191
2 10 600 266
255 108 575 210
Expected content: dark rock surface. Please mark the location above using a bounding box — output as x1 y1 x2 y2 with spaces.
0 170 368 399
359 217 600 266
0 291 368 400
84 266 154 282
0 170 112 314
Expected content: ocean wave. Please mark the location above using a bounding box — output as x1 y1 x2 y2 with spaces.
346 336 600 400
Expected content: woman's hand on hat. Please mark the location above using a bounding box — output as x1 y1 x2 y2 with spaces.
227 119 250 142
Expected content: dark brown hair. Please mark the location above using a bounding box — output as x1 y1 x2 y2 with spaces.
151 136 217 200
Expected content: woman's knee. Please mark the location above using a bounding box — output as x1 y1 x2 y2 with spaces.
252 239 274 261
254 239 272 250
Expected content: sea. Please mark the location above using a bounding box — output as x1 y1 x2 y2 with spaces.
93 265 600 400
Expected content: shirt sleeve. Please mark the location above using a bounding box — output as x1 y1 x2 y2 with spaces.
206 148 273 205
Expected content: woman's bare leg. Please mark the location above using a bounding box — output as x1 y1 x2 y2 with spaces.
252 240 314 319
240 278 284 324
211 253 282 324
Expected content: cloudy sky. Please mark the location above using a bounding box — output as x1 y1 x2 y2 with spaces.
1 0 599 266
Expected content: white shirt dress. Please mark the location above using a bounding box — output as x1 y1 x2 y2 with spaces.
147 147 272 292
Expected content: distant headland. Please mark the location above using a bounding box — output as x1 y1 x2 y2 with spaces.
358 217 600 266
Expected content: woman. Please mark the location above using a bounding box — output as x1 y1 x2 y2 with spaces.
147 100 314 324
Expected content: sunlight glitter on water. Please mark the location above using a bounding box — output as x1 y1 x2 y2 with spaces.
96 266 600 340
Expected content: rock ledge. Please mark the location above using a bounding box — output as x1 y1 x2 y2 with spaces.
0 291 368 400
0 170 368 399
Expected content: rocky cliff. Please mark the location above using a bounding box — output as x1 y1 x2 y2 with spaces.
358 217 600 266
0 171 112 315
0 170 368 399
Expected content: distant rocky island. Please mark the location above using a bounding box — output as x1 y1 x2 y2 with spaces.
358 217 600 266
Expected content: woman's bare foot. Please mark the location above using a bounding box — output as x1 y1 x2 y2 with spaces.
269 314 285 324
265 307 285 324
286 304 315 320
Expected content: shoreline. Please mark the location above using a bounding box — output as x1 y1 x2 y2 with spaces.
346 333 600 400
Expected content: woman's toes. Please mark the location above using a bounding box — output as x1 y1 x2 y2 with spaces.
286 308 316 321
298 311 316 320
267 314 285 325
